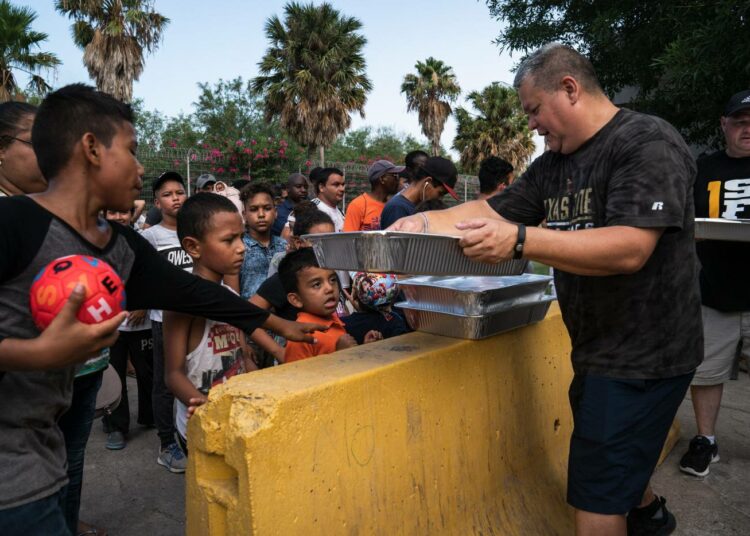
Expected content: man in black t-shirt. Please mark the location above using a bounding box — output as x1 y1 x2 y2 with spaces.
679 90 750 478
390 44 701 536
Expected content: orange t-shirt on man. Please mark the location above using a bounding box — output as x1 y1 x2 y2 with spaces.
343 193 385 231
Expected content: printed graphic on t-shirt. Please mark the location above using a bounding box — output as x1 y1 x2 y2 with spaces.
544 182 595 231
194 323 244 394
704 177 750 219
158 246 193 270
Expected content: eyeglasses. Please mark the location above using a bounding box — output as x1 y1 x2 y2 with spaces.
5 136 32 146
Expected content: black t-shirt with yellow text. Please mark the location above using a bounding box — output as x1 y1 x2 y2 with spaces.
490 109 703 379
694 151 750 311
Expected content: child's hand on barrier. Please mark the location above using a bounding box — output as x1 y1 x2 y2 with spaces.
187 396 207 418
336 333 358 350
364 330 383 344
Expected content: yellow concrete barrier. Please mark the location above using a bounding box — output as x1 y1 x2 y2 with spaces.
186 304 679 535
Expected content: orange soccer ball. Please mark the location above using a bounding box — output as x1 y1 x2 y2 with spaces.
29 255 126 330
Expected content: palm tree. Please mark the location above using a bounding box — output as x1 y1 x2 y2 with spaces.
401 57 461 156
253 2 372 165
453 82 535 173
56 0 169 102
0 1 60 102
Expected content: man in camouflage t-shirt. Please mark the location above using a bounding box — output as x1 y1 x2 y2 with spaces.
390 44 701 536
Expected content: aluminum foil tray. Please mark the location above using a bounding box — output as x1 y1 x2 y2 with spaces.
695 218 750 242
398 274 553 315
396 297 556 340
304 231 527 276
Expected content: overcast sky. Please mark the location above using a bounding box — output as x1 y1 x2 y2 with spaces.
26 0 542 157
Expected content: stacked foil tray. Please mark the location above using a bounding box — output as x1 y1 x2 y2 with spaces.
304 231 527 276
694 218 750 242
398 275 552 315
397 274 555 340
397 297 556 340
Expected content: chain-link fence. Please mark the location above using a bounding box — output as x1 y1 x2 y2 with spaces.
136 147 480 210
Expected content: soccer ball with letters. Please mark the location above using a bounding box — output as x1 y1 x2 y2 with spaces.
29 255 126 330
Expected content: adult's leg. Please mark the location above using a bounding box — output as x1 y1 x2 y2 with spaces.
568 374 691 536
575 511 626 536
680 306 736 476
151 321 176 449
103 334 130 435
0 490 71 536
58 370 103 535
690 383 724 437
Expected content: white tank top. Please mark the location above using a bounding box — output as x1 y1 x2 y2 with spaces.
175 309 245 438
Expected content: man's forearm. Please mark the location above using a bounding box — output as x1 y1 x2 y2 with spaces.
423 200 502 235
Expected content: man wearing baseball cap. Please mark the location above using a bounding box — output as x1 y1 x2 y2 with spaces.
195 173 216 193
679 89 750 478
344 160 403 231
380 156 458 230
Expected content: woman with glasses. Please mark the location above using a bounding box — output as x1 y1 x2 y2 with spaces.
0 102 46 197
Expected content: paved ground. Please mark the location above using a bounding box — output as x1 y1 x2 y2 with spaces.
80 374 749 535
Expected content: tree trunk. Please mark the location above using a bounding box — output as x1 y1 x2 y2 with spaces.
319 145 325 167
431 136 440 156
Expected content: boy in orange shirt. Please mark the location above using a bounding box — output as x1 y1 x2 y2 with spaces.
343 160 402 231
280 248 381 362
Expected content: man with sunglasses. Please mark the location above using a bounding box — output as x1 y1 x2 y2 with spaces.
344 160 403 231
379 156 459 230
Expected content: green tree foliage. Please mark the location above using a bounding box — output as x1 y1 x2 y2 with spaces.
401 57 461 156
486 0 750 147
253 2 372 162
56 0 169 103
453 82 535 173
194 77 266 146
326 126 430 164
0 1 60 102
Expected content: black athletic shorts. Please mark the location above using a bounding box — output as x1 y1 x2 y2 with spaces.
567 372 693 514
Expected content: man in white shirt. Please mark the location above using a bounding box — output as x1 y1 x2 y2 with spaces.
311 167 345 231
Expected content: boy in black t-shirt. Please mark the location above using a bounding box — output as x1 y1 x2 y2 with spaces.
0 84 324 535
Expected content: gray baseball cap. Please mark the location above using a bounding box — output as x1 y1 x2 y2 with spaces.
195 173 217 189
367 160 405 183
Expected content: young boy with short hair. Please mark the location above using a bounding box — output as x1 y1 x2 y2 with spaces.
0 84 323 535
164 194 257 452
280 248 381 363
140 171 193 472
239 183 287 300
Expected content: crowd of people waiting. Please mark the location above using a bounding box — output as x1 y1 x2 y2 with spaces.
1 41 749 536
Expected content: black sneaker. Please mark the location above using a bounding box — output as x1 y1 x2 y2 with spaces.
679 435 719 477
627 496 676 536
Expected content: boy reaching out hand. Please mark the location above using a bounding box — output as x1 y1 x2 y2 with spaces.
279 248 382 363
0 84 325 534
164 194 258 453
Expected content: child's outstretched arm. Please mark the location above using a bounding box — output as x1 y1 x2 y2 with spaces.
124 228 327 342
0 285 126 370
163 311 206 415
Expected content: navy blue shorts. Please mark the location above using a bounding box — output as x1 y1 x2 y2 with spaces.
567 372 693 515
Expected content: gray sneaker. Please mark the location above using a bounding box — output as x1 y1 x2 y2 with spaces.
157 443 187 473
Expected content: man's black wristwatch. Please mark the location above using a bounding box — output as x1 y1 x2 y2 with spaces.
513 224 526 259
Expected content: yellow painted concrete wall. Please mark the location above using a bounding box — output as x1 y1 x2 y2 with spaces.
187 304 581 535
